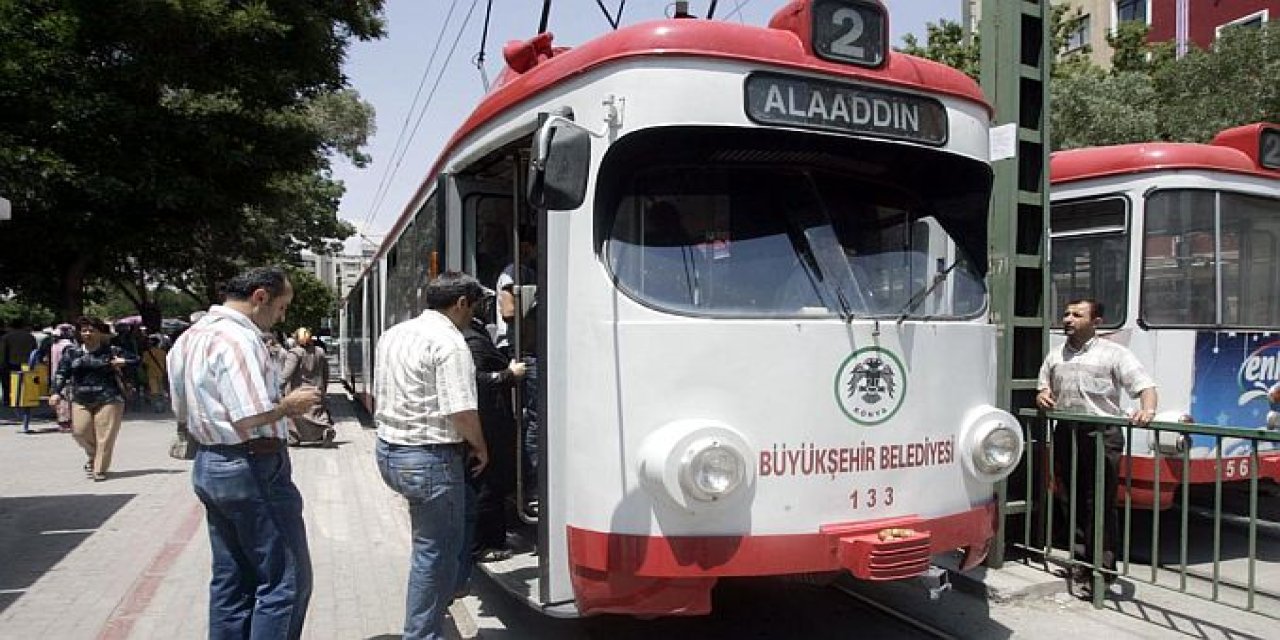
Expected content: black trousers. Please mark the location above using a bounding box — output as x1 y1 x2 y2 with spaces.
1052 420 1124 577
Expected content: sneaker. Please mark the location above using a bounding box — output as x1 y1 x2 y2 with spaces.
321 428 336 447
475 547 513 563
93 473 106 482
84 461 95 478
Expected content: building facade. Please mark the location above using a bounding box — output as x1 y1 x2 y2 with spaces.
965 1 1271 67
299 249 371 300
1057 0 1271 66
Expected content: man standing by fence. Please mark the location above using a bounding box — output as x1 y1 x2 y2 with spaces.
1036 298 1158 598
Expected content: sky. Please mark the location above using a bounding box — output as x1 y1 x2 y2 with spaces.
332 0 962 253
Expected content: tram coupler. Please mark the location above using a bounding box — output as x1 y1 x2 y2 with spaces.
918 566 951 602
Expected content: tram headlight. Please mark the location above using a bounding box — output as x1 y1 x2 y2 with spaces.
975 425 1021 474
960 406 1025 482
681 439 745 501
637 420 755 512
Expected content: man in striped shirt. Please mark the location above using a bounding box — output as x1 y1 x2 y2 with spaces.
375 271 488 640
168 266 322 639
1037 298 1157 598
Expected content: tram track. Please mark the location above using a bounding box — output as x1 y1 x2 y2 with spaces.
829 581 960 640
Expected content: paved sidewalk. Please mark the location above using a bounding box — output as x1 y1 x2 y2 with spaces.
0 388 470 640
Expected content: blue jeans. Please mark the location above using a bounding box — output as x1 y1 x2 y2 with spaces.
192 447 312 640
376 439 471 640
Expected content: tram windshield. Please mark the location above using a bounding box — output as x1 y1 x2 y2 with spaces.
599 128 989 319
1141 189 1280 328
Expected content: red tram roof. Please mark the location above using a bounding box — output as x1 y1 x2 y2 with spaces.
1050 123 1280 186
371 14 989 267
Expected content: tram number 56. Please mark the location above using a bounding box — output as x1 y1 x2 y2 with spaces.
1224 458 1252 479
849 486 895 509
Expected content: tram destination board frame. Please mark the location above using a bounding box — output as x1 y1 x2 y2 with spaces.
744 72 949 146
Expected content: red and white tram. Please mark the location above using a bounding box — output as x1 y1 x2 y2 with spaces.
1050 123 1280 509
341 0 1022 617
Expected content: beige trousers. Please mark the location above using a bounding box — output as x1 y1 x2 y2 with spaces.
71 402 124 474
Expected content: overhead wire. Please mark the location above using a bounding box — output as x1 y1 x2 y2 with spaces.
721 0 747 23
363 0 482 236
473 0 495 91
596 0 626 29
359 0 463 235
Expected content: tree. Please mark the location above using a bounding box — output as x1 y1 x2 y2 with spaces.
278 266 335 339
900 8 1278 150
0 0 384 318
897 19 979 80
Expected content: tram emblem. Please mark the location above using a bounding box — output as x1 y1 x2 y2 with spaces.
834 347 907 426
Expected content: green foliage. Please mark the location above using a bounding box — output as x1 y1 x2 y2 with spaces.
0 298 56 329
1153 24 1280 142
279 266 335 338
897 19 979 80
898 8 1277 150
0 0 385 318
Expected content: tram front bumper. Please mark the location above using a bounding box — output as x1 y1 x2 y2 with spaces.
567 502 997 580
567 503 997 616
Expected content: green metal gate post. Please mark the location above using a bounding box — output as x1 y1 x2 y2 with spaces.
980 0 1051 568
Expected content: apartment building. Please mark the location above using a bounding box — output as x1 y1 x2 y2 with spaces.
964 1 1271 66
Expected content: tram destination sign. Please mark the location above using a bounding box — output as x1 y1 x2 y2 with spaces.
744 72 948 146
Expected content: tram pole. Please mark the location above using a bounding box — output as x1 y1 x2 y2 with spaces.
980 0 1052 569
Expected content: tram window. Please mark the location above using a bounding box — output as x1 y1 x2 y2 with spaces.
1050 234 1127 328
1141 190 1280 328
1051 197 1126 234
1220 192 1280 327
1141 190 1216 325
1049 197 1128 327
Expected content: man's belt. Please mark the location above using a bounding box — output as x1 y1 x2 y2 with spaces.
201 437 286 456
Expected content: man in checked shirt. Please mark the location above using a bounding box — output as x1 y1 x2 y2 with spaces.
168 266 322 639
1037 298 1158 599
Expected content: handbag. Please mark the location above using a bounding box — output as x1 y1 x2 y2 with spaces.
169 422 198 460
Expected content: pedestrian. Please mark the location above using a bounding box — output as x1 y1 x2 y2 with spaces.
141 334 169 413
1 319 37 408
48 317 136 481
1036 298 1157 598
374 271 488 640
495 229 540 514
167 266 323 640
462 294 526 562
281 327 335 446
48 323 76 432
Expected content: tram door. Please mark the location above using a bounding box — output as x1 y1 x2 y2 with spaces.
452 146 552 604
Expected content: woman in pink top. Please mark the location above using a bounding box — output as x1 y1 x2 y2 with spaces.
48 324 75 432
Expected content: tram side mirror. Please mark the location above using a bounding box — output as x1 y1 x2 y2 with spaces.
527 115 590 211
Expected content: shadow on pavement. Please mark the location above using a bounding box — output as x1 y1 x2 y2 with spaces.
106 468 187 480
0 493 134 613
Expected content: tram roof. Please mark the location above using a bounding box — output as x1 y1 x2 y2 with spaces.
368 10 990 270
1051 123 1280 186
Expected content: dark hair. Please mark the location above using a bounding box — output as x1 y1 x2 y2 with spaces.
75 316 110 333
425 272 484 310
1066 298 1104 319
222 266 290 301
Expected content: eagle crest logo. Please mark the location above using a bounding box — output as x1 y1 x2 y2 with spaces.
848 357 896 405
834 347 907 426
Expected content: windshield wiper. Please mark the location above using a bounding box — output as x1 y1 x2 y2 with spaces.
895 259 961 324
784 222 854 322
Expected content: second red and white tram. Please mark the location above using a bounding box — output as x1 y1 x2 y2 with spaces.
341 0 1022 617
1050 123 1280 508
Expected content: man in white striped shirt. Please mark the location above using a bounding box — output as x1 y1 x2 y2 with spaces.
1037 298 1157 598
168 266 322 639
374 271 488 640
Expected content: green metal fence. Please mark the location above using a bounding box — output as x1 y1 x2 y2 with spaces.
1006 409 1280 613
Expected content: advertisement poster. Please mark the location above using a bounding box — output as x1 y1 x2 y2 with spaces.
1191 331 1280 455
